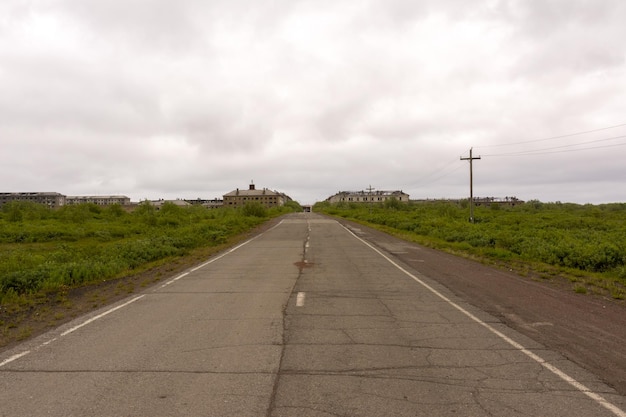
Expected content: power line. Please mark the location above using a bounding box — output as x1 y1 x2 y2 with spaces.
426 162 465 184
483 135 626 157
475 123 626 149
406 124 626 197
407 157 463 187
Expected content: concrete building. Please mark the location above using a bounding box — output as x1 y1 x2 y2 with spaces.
147 199 191 209
327 190 409 204
66 195 131 206
0 192 66 208
185 198 224 209
223 183 291 208
473 196 524 207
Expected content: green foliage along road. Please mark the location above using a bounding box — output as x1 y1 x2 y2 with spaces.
0 201 302 305
314 199 626 299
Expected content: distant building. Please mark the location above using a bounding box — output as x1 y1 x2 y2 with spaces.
0 192 66 208
473 196 524 207
66 195 131 206
223 183 292 208
184 198 224 209
326 190 409 204
147 199 191 209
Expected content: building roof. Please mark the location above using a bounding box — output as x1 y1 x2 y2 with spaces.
1 192 65 196
148 199 191 207
332 190 408 196
66 195 129 199
224 188 283 197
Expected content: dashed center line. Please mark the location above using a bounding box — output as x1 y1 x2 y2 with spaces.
296 292 306 307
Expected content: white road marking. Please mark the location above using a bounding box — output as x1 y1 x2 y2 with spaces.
296 292 306 307
0 219 290 369
0 351 30 368
161 219 287 287
0 295 145 369
341 223 626 417
530 322 554 327
160 272 189 288
61 295 145 336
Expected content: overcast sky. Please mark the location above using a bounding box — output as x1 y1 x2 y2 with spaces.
1 0 625 205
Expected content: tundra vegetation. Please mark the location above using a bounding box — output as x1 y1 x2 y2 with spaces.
314 199 626 299
0 200 302 308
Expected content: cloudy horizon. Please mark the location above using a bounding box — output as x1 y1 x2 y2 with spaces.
2 0 625 205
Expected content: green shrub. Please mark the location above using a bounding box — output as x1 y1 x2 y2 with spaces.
241 202 267 217
0 204 280 300
316 200 626 290
284 200 303 212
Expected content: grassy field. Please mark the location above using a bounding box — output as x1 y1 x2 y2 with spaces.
0 200 302 307
2 197 624 346
314 199 626 299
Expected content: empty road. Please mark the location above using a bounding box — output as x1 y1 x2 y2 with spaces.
1 213 625 416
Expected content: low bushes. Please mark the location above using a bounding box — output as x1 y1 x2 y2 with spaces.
0 201 301 302
315 200 626 294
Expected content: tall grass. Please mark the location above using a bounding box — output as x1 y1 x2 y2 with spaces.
0 201 300 303
315 200 626 297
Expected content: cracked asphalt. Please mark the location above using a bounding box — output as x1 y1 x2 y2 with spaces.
0 212 625 416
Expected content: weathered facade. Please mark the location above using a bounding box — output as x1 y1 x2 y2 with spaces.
473 196 524 207
327 190 409 204
66 195 131 206
147 199 191 209
0 192 66 208
185 198 224 209
223 183 291 208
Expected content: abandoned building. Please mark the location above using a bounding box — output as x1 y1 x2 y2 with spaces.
66 195 131 206
223 183 292 208
326 190 410 204
0 192 67 209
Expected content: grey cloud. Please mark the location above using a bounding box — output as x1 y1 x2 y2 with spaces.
56 0 206 52
500 0 626 77
1 0 625 204
502 0 624 37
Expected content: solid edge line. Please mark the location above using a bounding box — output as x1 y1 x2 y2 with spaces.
0 296 145 368
0 351 31 368
161 219 286 286
0 220 288 369
60 295 146 336
340 223 626 417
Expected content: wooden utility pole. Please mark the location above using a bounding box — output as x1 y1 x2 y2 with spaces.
366 185 375 213
460 148 481 223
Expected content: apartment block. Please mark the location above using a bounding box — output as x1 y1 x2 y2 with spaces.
66 195 131 206
326 190 409 204
223 183 291 208
0 192 66 208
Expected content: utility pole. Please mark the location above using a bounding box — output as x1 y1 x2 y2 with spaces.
366 184 374 213
460 148 481 223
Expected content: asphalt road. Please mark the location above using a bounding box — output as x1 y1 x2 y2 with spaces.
1 213 625 416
